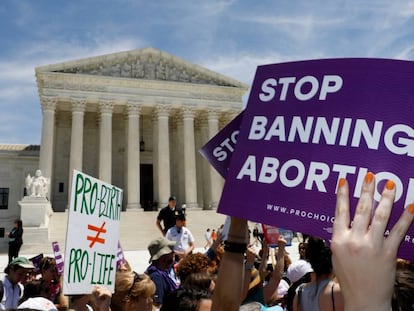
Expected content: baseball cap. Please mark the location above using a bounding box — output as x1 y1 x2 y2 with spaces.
148 237 176 263
5 256 35 273
168 195 177 201
287 259 313 283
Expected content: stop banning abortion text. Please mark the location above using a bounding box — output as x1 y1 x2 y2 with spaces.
235 74 414 207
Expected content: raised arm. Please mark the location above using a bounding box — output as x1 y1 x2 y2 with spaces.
331 173 414 311
212 217 248 311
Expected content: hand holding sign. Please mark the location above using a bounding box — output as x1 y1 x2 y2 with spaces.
331 173 414 311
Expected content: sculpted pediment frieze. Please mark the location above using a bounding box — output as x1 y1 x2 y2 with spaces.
44 47 245 88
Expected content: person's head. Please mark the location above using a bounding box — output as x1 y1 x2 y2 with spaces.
160 287 212 311
175 212 186 229
168 196 177 209
298 242 308 260
148 237 176 269
286 259 313 284
305 236 332 276
20 279 52 303
111 270 156 311
35 169 42 177
39 257 58 283
182 271 215 293
176 253 211 284
5 257 34 284
14 219 23 229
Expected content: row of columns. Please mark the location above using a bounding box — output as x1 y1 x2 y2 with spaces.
39 96 227 210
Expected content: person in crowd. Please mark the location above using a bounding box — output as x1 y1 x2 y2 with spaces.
181 271 216 293
284 259 313 311
205 232 225 276
156 195 181 236
211 229 217 243
176 253 211 285
145 237 179 309
38 256 68 310
331 173 414 311
1 257 34 310
18 279 51 304
204 228 212 249
17 296 58 310
6 219 24 264
242 238 286 307
297 242 308 260
111 268 156 311
160 287 212 311
392 258 414 311
68 285 112 311
165 211 195 261
292 236 344 311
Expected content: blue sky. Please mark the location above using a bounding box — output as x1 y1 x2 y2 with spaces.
1 0 414 144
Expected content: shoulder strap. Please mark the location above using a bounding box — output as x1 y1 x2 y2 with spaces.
331 282 335 311
296 283 305 311
0 280 4 302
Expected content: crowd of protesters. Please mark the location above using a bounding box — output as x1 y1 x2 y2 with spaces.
1 173 414 311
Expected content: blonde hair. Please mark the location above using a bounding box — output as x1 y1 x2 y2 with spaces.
111 270 156 309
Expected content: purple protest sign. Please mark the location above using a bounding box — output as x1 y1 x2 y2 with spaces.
217 58 414 261
52 241 64 276
199 112 243 178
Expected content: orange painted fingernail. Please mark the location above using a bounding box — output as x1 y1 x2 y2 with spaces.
385 180 395 190
365 172 374 184
338 178 346 188
409 204 414 214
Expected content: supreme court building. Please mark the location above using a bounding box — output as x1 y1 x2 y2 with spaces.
34 47 248 212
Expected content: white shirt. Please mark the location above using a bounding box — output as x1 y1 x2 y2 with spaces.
165 226 195 253
1 277 23 310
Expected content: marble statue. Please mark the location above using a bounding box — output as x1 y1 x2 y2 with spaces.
25 169 49 197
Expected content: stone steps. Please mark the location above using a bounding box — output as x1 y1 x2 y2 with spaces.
19 209 227 255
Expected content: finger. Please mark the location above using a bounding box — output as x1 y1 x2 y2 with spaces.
332 178 350 235
351 172 375 234
385 203 414 256
370 180 396 247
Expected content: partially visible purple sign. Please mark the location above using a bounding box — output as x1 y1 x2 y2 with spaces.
52 241 64 276
199 112 243 178
217 58 414 261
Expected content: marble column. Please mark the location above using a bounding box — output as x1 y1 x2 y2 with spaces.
155 105 171 207
99 100 114 183
68 98 86 201
182 107 198 208
152 114 159 206
208 109 223 209
126 103 141 209
39 96 57 196
200 116 212 209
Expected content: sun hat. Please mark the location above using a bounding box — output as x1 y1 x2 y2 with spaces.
18 297 58 311
287 259 313 283
148 237 176 263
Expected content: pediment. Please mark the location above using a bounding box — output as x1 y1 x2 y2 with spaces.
36 47 246 88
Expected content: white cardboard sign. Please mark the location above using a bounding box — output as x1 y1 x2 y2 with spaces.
63 170 122 294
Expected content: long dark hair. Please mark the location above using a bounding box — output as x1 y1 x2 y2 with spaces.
306 236 332 276
14 219 23 229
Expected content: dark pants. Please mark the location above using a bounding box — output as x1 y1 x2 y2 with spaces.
8 243 22 263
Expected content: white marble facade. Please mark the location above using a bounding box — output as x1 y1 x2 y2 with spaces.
34 47 248 211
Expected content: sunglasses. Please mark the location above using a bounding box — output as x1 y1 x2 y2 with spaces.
127 271 143 298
